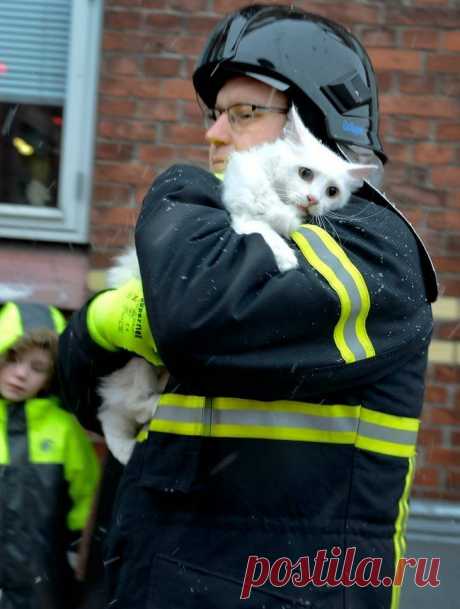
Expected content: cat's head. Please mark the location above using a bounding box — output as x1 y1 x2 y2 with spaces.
277 106 378 217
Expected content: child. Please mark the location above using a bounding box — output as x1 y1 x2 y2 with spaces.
0 301 101 609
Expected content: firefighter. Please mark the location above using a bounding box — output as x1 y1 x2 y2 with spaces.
58 5 437 608
0 301 100 609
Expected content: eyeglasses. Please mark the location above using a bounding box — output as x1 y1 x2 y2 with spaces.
203 103 289 130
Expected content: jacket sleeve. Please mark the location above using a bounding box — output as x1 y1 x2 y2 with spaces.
58 302 132 431
135 163 433 401
63 413 101 531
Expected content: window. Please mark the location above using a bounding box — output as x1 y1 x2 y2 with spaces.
0 0 103 243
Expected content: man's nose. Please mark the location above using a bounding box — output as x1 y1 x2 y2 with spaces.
204 112 232 144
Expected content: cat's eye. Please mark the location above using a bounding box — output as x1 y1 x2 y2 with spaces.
298 167 313 181
327 186 339 197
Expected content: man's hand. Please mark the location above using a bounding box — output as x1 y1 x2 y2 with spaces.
86 279 163 366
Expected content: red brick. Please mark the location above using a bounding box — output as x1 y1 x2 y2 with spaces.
442 279 460 297
425 384 449 404
166 35 207 55
144 14 183 31
162 124 205 145
427 54 460 74
169 0 208 10
103 32 151 53
391 117 432 140
105 10 143 30
138 145 180 164
414 143 456 165
96 142 134 162
398 74 437 95
430 407 460 426
427 211 460 231
387 185 443 208
99 119 156 142
93 184 134 206
143 57 182 78
290 2 381 25
161 79 196 100
92 206 139 227
95 162 154 185
375 72 394 93
381 95 460 118
432 255 460 272
178 146 209 166
446 235 460 255
446 191 460 209
436 122 460 141
368 49 423 72
431 167 460 188
382 142 412 164
436 322 460 341
402 29 440 50
414 466 440 487
413 0 449 5
137 100 178 121
105 57 141 77
386 7 460 28
99 98 137 117
418 428 443 447
442 31 460 52
444 78 460 98
361 28 396 48
186 16 222 34
428 448 460 467
383 163 409 186
91 225 135 249
100 77 161 99
447 471 460 489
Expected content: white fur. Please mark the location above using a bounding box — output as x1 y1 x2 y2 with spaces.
97 246 168 464
222 106 377 272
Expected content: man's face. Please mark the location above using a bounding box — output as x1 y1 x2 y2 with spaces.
0 347 53 402
205 76 289 173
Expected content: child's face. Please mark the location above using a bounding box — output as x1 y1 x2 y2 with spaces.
0 347 53 402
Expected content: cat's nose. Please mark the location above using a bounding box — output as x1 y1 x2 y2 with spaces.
307 195 317 205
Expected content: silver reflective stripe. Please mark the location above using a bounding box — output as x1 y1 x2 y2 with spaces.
157 405 359 433
296 226 367 361
358 421 417 446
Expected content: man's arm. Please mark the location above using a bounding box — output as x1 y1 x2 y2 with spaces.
134 164 433 401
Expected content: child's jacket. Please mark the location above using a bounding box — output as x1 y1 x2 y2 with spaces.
0 396 100 609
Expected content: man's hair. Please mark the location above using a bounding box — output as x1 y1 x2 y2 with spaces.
0 328 59 394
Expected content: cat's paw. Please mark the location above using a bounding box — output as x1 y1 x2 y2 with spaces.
272 244 299 272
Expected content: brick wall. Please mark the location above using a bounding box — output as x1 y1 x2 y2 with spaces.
93 0 460 501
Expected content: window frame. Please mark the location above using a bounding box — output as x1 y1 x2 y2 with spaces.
0 0 104 243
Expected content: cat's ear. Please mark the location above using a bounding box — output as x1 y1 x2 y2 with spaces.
284 105 310 144
347 164 378 187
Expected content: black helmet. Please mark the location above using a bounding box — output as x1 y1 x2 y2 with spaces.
193 4 386 163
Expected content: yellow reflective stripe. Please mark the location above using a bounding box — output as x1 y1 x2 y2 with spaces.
159 394 206 408
0 402 8 464
291 224 375 363
292 228 354 362
148 395 419 458
361 407 420 432
304 225 375 358
391 455 415 609
213 396 361 419
355 436 416 458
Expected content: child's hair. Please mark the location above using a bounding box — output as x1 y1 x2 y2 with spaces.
0 328 59 395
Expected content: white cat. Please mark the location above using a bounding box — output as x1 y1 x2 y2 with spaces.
222 106 377 272
97 248 168 464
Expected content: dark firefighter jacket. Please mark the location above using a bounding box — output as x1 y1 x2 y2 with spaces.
0 396 100 609
59 164 436 609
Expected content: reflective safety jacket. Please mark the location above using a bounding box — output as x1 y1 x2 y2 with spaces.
59 165 436 609
0 397 100 609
